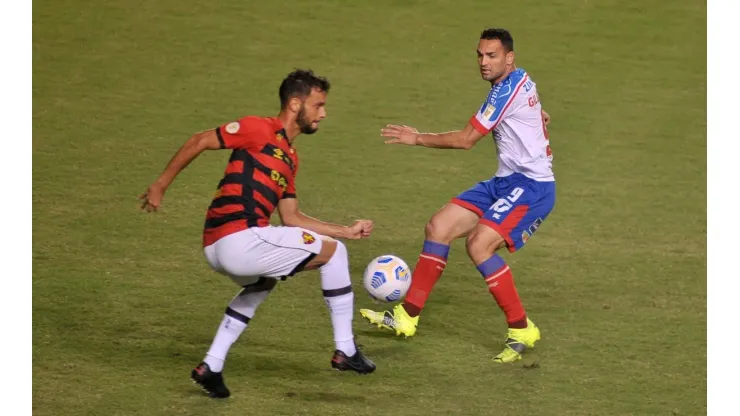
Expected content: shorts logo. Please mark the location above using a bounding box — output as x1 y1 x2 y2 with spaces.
302 232 316 245
521 230 530 244
528 218 543 235
225 122 240 134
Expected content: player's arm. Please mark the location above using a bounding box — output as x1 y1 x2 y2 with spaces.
384 78 547 149
277 198 372 240
140 129 222 211
381 122 486 150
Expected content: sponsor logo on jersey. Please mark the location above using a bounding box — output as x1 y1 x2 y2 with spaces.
528 94 540 107
270 169 289 191
302 232 316 244
528 218 543 235
483 104 496 119
523 79 534 92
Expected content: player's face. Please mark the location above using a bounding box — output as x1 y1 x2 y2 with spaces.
477 39 514 82
296 88 328 135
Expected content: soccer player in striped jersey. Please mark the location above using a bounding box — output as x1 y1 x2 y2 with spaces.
140 70 376 398
361 28 556 364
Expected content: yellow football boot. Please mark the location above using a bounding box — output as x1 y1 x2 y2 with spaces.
359 304 419 337
493 318 541 363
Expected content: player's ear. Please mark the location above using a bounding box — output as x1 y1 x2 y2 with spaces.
288 97 302 114
506 51 515 65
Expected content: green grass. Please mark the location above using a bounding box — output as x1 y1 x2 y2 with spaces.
33 0 706 414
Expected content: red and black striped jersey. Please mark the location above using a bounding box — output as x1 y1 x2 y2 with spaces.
203 116 299 247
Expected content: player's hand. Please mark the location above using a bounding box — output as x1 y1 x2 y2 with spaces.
381 124 419 145
542 110 551 126
344 219 374 239
139 183 166 212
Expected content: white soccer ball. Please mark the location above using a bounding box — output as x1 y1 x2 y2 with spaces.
362 255 412 303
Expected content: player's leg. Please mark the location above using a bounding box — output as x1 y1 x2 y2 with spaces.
467 223 541 363
202 277 276 372
467 225 529 328
402 203 481 316
193 233 282 398
360 180 491 336
298 238 375 373
466 175 555 363
192 276 276 398
250 227 375 374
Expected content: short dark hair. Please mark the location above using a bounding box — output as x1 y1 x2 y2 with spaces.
480 28 514 52
279 69 330 108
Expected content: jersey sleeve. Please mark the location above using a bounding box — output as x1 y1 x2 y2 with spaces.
215 116 265 149
469 73 530 135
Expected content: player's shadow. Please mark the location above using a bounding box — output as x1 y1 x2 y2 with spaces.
355 326 410 339
282 390 368 403
183 385 368 402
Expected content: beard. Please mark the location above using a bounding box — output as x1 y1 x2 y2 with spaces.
296 106 318 135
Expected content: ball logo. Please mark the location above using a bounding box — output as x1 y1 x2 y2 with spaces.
385 289 402 302
371 271 386 289
394 266 409 281
302 232 316 244
225 122 240 134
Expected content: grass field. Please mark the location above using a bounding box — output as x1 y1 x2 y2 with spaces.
33 0 706 414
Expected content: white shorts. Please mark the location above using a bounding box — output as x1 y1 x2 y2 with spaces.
203 226 324 286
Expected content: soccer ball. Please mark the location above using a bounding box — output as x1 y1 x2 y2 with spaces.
362 255 412 303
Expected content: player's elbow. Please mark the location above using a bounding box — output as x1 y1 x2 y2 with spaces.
282 218 299 227
458 140 475 150
192 129 222 151
456 126 483 150
455 132 477 150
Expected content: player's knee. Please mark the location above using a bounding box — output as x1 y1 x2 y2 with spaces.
325 240 347 266
465 228 502 261
425 216 452 243
239 277 277 294
304 238 344 271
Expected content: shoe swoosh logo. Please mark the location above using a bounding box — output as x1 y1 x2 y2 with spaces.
505 338 527 353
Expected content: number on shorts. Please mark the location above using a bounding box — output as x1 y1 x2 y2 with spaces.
490 187 524 213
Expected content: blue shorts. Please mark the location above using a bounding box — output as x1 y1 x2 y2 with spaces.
451 173 556 253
